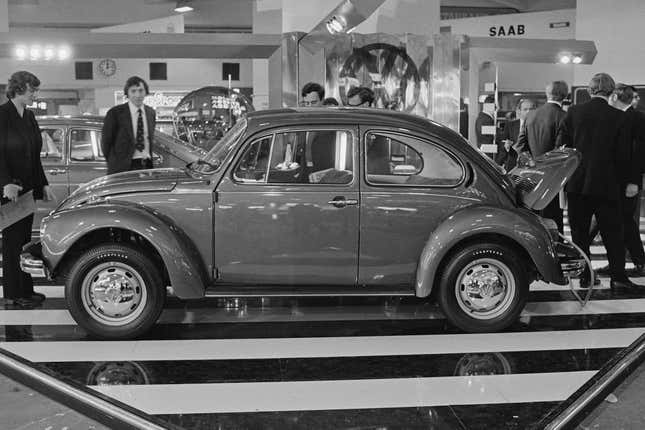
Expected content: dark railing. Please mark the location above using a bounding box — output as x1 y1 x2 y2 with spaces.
0 347 179 430
536 332 645 429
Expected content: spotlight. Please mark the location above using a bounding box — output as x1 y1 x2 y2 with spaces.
174 0 193 13
559 54 571 64
29 45 41 60
572 55 583 64
14 46 26 60
57 46 71 60
326 15 348 35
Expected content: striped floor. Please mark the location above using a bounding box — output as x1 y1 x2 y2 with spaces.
1 217 645 428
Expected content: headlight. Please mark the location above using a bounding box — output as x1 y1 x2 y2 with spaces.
538 216 560 242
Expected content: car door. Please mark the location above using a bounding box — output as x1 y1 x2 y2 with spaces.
214 126 360 285
68 127 108 193
36 126 69 231
359 129 473 287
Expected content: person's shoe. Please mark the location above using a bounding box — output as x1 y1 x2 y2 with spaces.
596 265 611 275
29 292 46 302
626 264 645 277
579 277 601 289
610 279 645 289
4 298 38 309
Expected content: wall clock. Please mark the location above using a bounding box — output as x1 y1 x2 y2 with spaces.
97 59 117 77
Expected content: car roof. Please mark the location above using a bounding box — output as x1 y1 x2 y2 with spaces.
245 107 462 141
36 115 104 126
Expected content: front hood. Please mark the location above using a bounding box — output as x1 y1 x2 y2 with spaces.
61 168 186 208
509 148 581 211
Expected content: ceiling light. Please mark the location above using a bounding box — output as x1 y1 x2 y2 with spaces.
44 46 55 60
14 46 26 60
30 45 41 60
559 54 571 64
174 0 193 13
57 46 71 60
326 15 348 35
572 55 583 64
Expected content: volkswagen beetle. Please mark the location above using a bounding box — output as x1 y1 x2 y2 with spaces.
21 108 584 339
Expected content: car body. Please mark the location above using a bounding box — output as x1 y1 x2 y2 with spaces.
32 115 206 232
22 108 585 339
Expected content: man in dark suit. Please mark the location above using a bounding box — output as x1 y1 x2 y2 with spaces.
475 95 495 150
495 98 535 171
101 76 156 175
516 81 569 233
557 73 642 289
603 84 645 277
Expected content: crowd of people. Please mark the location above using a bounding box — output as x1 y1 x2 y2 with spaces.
487 74 645 289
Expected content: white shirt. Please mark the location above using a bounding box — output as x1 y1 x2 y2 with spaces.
128 101 150 159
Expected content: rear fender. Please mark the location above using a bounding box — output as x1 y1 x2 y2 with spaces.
415 205 563 297
43 202 208 298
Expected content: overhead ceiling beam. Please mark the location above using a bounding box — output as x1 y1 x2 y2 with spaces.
0 30 281 58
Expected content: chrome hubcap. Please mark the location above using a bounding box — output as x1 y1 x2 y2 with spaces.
81 262 147 326
455 258 515 320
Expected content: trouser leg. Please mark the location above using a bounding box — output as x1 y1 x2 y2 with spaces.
594 197 628 282
623 190 645 266
567 193 594 280
1 214 34 300
542 196 564 234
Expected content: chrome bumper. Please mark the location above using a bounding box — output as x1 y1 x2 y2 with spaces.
557 241 587 278
19 241 47 278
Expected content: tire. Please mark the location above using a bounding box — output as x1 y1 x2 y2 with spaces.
65 244 165 339
437 243 528 333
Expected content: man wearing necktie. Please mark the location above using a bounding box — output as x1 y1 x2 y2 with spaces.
101 76 156 174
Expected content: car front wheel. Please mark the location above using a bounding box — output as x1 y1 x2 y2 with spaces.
65 244 165 339
437 243 528 333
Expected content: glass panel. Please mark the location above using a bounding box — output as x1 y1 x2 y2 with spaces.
70 129 104 162
267 130 353 184
365 132 462 186
233 136 272 183
40 128 64 164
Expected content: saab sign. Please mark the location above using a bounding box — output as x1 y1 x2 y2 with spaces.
489 24 525 37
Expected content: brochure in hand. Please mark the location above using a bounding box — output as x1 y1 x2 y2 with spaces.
0 191 35 230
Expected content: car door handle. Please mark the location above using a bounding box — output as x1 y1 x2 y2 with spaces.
47 168 67 175
327 197 359 208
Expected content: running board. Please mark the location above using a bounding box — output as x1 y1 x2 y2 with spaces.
204 286 416 298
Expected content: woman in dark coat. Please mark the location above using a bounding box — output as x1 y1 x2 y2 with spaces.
0 71 55 308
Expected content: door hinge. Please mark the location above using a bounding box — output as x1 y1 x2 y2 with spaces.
213 267 221 280
213 191 219 203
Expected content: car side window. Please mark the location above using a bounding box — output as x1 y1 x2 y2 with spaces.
233 136 272 183
268 130 353 185
365 132 463 186
70 129 104 162
40 128 65 164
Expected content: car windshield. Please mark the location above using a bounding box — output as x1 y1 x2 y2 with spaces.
189 118 247 174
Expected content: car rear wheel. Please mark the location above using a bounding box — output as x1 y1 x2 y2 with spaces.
65 244 165 339
437 243 528 333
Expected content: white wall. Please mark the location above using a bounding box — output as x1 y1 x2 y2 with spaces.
442 9 575 39
0 57 253 112
498 62 574 92
575 0 645 85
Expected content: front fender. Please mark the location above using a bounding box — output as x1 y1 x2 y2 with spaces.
415 205 564 297
42 202 208 299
